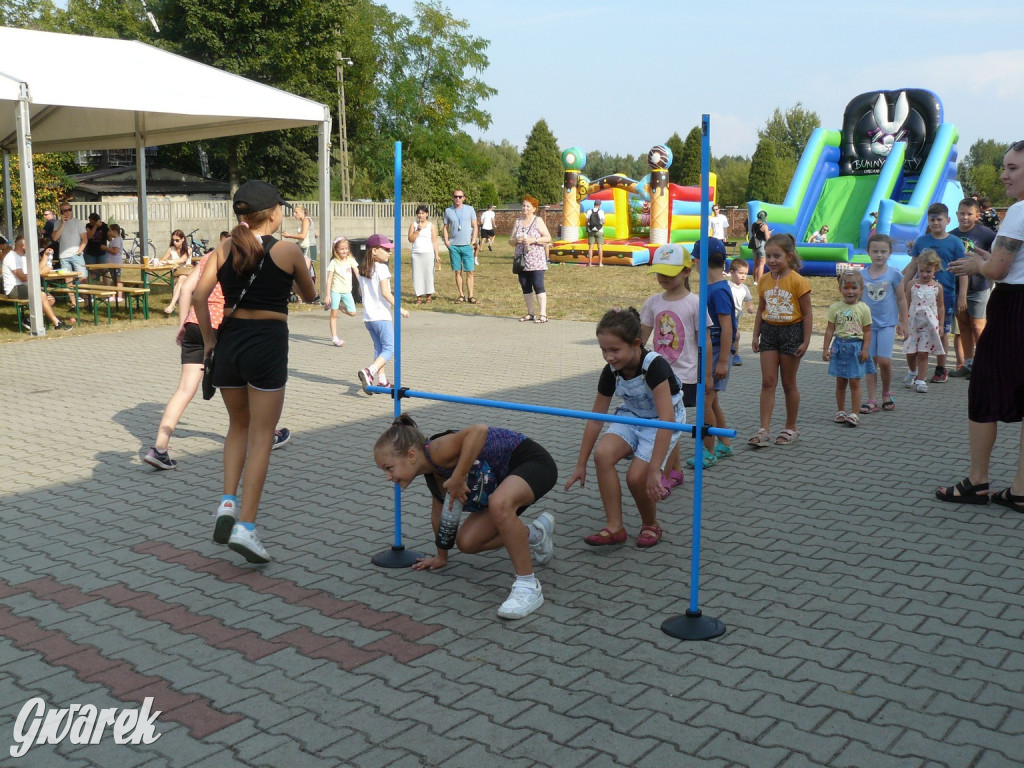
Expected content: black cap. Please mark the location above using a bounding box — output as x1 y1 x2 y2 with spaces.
233 180 291 215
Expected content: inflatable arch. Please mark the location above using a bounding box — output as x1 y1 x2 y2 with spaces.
550 145 718 267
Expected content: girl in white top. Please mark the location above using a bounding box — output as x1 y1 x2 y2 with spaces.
323 236 360 346
281 205 312 258
356 234 409 393
408 204 440 302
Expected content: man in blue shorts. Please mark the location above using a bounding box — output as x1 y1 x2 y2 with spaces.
443 189 479 304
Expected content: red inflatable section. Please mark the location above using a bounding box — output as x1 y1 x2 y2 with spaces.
587 183 716 202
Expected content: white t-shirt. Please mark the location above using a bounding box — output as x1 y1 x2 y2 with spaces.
480 210 496 230
729 281 752 314
359 262 394 322
709 213 729 240
640 292 709 385
2 250 26 293
106 236 124 264
411 222 435 255
996 200 1024 284
57 217 86 257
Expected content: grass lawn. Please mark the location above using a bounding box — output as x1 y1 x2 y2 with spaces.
1 241 843 343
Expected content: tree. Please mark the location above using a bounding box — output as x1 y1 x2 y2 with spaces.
1 153 76 235
712 155 751 207
677 127 703 187
518 120 562 205
958 138 1013 205
746 139 784 204
757 103 821 163
665 133 685 186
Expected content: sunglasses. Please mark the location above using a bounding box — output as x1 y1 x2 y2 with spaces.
453 194 464 199
1010 140 1024 152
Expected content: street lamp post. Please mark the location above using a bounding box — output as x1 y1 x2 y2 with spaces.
336 54 353 202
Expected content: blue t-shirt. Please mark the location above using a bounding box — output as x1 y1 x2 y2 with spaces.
863 265 903 328
910 233 964 297
443 205 477 247
950 224 996 294
706 280 736 347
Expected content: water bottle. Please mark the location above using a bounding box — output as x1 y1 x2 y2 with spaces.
436 496 464 550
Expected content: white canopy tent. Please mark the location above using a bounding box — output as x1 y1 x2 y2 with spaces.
0 26 332 335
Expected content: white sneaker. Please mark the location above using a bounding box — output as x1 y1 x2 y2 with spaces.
903 370 917 388
497 581 544 620
228 524 271 564
529 512 555 565
914 379 928 393
357 368 375 393
212 499 237 544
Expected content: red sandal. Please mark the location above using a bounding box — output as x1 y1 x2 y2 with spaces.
583 527 627 546
636 524 663 548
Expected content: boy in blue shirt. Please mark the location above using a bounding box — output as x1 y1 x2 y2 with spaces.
690 238 734 467
903 203 967 383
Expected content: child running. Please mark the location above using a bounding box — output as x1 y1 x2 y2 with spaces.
728 257 754 366
640 243 702 493
749 234 812 447
903 249 944 393
323 236 359 347
565 307 686 548
356 234 408 392
861 234 908 413
374 415 558 620
822 270 874 426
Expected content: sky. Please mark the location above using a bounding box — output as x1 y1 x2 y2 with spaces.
381 0 1024 161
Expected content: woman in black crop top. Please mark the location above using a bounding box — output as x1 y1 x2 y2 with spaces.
192 180 317 565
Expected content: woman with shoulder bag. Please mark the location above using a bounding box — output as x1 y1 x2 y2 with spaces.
509 195 552 323
192 181 318 564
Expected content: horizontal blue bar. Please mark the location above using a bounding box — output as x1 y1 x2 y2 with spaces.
365 386 738 438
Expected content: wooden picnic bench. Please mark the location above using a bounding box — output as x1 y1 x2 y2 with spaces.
0 294 29 332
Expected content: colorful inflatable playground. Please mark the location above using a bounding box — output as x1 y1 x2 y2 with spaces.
744 88 964 276
549 145 718 267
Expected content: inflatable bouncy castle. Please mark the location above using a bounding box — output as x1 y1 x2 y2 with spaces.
549 145 718 267
744 88 964 276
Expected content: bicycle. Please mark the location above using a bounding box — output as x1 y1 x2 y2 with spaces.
185 229 209 262
122 231 156 264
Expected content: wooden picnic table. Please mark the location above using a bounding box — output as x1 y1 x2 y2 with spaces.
86 263 176 290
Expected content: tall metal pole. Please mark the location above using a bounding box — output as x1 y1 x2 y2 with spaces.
336 54 352 202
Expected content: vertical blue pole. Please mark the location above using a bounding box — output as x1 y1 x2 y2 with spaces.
392 141 403 548
690 115 711 614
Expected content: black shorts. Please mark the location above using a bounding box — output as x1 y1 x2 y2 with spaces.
968 283 1024 423
680 382 697 408
481 228 495 238
508 438 558 516
212 318 289 391
759 322 804 356
181 322 205 365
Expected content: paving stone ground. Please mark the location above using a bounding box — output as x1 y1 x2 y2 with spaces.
1 307 1022 767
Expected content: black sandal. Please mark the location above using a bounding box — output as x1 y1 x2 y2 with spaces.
467 297 478 304
991 487 1024 512
935 477 990 505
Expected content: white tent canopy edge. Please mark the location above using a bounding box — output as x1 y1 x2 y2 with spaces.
0 26 332 336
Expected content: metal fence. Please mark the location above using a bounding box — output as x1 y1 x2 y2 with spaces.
66 200 438 248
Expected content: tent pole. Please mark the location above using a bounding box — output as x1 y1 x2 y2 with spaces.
135 116 148 265
318 111 332 297
3 152 12 240
16 84 45 336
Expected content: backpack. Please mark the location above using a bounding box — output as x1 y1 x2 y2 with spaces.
748 222 764 250
587 207 603 233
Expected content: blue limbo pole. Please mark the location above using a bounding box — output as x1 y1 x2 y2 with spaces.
371 140 424 568
661 114 726 641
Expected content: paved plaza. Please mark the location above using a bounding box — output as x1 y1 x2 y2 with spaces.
1 309 1022 767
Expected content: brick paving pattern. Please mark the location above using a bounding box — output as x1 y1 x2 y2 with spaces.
1 308 1022 766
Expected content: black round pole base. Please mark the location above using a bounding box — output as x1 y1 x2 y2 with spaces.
661 609 726 641
371 546 424 568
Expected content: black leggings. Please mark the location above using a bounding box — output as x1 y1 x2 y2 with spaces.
519 270 546 295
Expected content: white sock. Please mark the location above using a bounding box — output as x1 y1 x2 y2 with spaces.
514 574 539 590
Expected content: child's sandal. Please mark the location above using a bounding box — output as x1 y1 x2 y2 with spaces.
860 400 880 414
748 428 771 448
636 524 663 548
881 393 896 411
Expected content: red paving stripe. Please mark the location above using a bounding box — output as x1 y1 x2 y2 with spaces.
0 602 241 739
133 541 442 645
